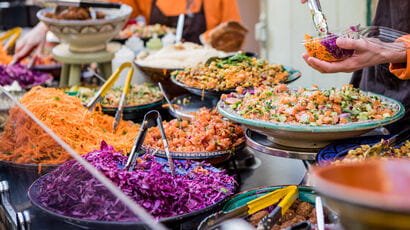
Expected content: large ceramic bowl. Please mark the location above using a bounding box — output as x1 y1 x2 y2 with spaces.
37 5 132 52
170 65 301 98
310 160 410 230
217 92 404 148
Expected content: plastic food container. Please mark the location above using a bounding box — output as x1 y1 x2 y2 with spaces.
303 30 359 62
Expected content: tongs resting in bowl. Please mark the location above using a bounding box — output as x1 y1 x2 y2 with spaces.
124 110 176 176
86 62 134 131
198 186 298 230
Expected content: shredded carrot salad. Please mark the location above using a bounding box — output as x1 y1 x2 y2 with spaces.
303 34 339 62
144 108 245 152
0 86 140 165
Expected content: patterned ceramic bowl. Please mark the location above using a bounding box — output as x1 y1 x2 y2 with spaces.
37 5 132 52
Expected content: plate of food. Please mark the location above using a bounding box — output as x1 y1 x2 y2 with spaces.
170 52 301 98
28 142 237 229
218 84 404 148
142 108 246 164
316 135 410 166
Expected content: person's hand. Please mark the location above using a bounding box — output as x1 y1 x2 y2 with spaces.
302 37 407 73
301 0 308 3
13 22 48 63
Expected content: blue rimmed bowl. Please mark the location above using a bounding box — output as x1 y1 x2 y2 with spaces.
218 92 404 148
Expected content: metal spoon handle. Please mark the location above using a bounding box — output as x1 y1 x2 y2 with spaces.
158 83 176 113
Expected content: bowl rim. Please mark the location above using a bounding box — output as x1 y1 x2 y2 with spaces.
217 91 405 133
36 4 132 25
311 160 410 213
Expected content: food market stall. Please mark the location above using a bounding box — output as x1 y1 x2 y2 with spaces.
1 0 410 229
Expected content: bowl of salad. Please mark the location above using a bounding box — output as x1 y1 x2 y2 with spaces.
303 28 360 62
75 83 164 121
171 52 300 98
142 108 246 164
218 84 404 148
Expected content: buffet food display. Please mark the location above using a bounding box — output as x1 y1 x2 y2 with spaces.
30 142 236 221
144 108 245 152
334 140 410 163
173 53 290 92
77 83 163 107
221 84 396 125
0 87 140 165
135 42 227 69
0 2 409 229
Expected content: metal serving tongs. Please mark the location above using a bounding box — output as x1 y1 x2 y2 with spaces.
307 0 329 36
363 127 410 158
0 27 22 57
198 186 298 230
86 62 134 131
124 110 176 176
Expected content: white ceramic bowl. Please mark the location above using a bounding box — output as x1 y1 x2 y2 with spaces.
37 5 132 52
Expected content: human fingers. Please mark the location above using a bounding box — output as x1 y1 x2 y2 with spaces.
302 54 327 73
307 56 361 73
336 37 369 51
301 0 308 3
13 42 37 63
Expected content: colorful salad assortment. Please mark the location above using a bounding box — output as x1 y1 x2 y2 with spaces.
118 23 175 39
36 142 236 221
334 140 410 163
221 84 396 126
144 108 245 152
77 83 163 107
304 34 354 62
173 53 290 92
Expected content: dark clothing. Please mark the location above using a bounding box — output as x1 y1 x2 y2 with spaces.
149 0 207 43
350 0 410 133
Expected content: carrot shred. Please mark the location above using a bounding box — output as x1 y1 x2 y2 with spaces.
0 86 140 166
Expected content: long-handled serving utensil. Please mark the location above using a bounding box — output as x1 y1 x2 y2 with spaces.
158 82 194 120
124 110 176 176
86 62 134 131
86 62 132 111
315 196 325 230
113 66 134 131
198 186 298 230
307 0 329 35
256 187 299 230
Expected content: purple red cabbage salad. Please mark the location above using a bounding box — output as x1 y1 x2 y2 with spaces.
320 33 354 59
36 141 236 221
0 63 51 89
